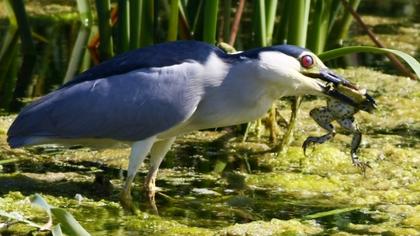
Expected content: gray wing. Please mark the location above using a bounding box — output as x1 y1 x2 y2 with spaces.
8 63 204 146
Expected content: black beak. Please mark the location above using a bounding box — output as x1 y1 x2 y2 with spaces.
318 69 356 89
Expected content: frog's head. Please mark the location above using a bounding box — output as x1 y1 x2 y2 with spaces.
358 92 377 113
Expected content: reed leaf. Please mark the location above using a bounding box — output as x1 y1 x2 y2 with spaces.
50 208 90 236
319 46 420 78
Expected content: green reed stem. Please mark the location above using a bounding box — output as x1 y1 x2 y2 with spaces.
265 0 278 45
203 0 219 44
95 0 113 60
307 0 332 54
167 0 180 41
129 0 143 49
117 0 130 53
9 0 37 110
63 0 92 84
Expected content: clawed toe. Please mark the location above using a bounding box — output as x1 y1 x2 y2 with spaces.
120 192 138 213
302 137 320 156
352 159 372 174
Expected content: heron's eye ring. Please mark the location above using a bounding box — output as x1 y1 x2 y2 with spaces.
300 55 314 68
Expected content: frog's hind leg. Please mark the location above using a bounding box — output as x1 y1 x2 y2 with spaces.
337 118 371 171
303 107 336 155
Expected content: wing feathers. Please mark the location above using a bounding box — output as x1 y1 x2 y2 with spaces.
8 63 203 146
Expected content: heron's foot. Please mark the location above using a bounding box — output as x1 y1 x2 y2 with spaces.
120 191 135 212
144 176 159 215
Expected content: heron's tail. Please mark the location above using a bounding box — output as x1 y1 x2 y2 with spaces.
7 135 28 148
7 95 56 148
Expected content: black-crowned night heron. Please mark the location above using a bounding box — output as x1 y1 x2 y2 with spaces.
7 40 360 210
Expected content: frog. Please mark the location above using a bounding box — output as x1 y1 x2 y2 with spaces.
302 83 377 171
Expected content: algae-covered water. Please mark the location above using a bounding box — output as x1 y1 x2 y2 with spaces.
1 1 419 234
0 67 419 235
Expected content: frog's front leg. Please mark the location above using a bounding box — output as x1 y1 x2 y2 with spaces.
337 118 371 171
303 107 336 155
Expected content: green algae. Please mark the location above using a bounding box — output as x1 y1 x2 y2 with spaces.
0 0 78 23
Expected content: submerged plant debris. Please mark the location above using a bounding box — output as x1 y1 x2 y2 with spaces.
0 67 419 235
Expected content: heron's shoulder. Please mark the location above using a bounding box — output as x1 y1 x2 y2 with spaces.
63 41 226 87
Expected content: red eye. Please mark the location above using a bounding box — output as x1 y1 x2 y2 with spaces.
301 55 314 68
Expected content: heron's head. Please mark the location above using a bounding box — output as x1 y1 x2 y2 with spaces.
248 45 361 106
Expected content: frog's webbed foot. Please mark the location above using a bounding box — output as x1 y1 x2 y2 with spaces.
304 107 335 155
351 153 371 174
338 118 371 173
302 132 335 155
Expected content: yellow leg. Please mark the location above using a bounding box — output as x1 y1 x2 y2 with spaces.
120 136 156 211
144 137 175 214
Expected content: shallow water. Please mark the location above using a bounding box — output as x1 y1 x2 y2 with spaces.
0 67 419 235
